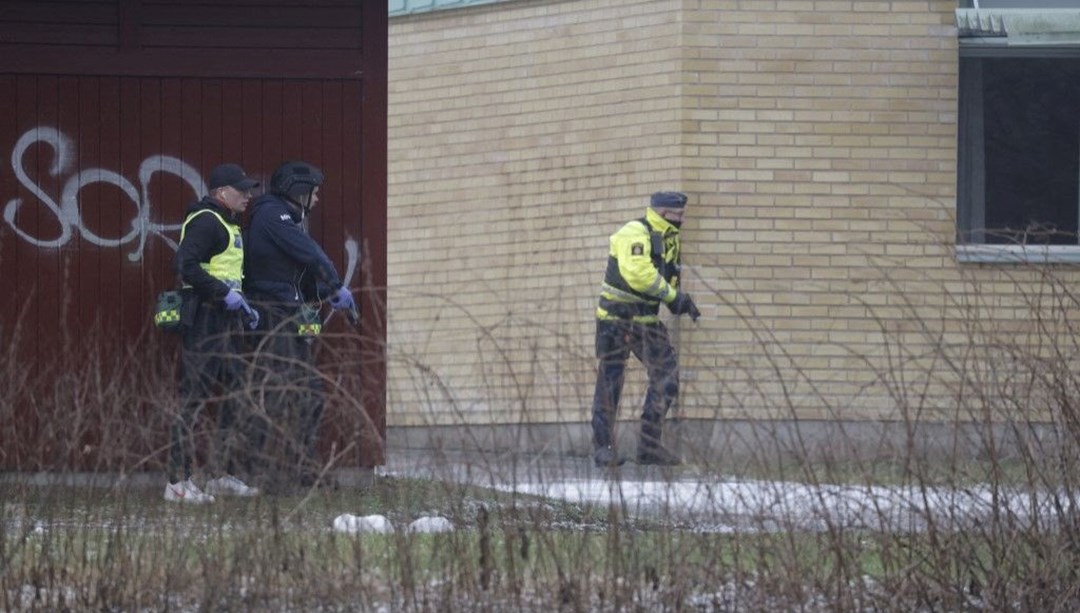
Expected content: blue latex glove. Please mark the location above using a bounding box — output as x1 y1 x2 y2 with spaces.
329 286 356 311
223 288 247 311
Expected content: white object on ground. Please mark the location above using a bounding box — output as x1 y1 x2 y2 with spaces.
407 516 454 533
333 514 393 534
163 479 215 504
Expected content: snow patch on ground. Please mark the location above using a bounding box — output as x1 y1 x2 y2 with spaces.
502 477 1075 532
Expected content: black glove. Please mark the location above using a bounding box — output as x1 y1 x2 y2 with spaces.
669 292 701 322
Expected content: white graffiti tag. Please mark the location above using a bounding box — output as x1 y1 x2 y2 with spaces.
3 126 361 282
3 126 201 262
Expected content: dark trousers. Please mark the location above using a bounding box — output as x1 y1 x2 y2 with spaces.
169 301 247 483
591 319 679 451
246 301 326 489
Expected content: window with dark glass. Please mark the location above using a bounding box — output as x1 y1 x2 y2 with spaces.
957 56 1080 245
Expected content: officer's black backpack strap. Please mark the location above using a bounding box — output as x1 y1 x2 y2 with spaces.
638 216 681 284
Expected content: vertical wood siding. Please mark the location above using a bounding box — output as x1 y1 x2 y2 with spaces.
0 1 387 469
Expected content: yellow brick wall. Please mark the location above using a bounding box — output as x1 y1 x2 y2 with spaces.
678 0 962 423
388 0 688 427
387 0 1080 429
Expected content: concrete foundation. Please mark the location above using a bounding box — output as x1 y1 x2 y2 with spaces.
386 419 1069 466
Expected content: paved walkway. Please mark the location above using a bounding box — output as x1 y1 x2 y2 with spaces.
380 447 1070 533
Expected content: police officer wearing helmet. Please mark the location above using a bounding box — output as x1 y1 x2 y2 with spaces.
243 160 356 490
166 163 262 504
591 191 701 468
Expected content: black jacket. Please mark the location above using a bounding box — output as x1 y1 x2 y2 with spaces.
173 196 240 303
243 193 342 304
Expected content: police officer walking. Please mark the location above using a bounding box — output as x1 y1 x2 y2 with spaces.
591 191 701 467
243 160 357 491
166 163 261 504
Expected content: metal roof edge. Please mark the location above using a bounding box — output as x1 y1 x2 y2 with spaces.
389 0 509 17
957 8 1080 44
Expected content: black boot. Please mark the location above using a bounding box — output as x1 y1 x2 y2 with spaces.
593 445 627 467
636 442 682 466
638 422 682 466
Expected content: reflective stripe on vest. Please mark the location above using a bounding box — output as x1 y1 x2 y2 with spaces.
180 209 244 288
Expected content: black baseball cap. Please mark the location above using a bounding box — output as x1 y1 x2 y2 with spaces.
208 163 260 191
650 191 688 209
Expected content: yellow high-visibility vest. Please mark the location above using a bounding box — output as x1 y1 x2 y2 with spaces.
180 208 244 288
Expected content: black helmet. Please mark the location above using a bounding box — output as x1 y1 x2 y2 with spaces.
270 160 324 203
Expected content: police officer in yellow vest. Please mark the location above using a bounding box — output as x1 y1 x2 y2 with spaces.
592 191 701 467
164 163 261 504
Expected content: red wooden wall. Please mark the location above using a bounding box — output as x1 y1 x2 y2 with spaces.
0 1 387 470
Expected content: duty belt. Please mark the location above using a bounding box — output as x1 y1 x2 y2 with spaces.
598 297 659 319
